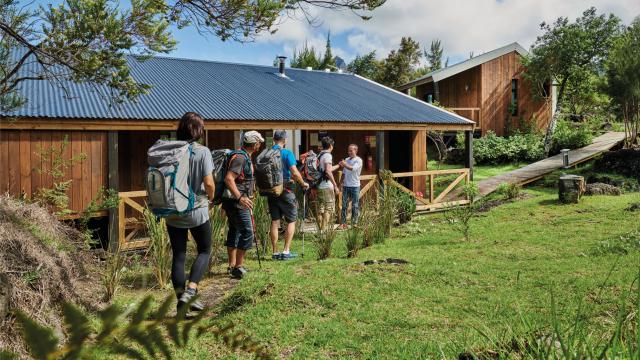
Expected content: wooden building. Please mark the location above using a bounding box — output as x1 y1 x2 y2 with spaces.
1 55 475 249
398 43 556 136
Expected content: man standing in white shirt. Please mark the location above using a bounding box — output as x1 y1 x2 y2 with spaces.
316 136 340 230
339 144 363 228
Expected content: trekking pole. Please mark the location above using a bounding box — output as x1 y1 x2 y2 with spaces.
301 189 306 258
249 207 262 269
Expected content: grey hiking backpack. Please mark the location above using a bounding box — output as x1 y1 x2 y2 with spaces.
255 147 284 197
146 140 199 217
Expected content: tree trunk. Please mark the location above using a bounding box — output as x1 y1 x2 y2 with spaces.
558 175 586 204
543 77 568 155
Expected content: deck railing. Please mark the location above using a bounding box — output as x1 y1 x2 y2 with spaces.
116 168 471 250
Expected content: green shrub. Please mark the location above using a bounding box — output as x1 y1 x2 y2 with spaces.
495 182 522 200
472 131 545 165
393 188 416 224
143 209 172 288
443 183 480 242
344 224 362 258
252 195 271 256
550 120 594 154
209 205 228 270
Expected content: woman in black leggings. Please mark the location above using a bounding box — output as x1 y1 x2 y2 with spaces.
165 112 215 311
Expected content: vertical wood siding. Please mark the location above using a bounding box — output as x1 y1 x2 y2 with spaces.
0 130 108 213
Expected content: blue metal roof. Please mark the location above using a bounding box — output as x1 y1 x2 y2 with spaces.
3 53 473 126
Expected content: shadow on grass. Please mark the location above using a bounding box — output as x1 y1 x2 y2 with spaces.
538 198 559 206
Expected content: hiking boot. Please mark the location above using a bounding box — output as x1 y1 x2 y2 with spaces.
178 288 205 312
272 252 283 260
227 266 233 275
230 266 247 279
281 252 298 260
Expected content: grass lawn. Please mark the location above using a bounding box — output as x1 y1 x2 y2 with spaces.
114 188 640 359
427 160 528 181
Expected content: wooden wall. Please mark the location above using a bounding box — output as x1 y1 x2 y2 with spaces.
0 130 108 213
414 51 552 136
481 51 552 136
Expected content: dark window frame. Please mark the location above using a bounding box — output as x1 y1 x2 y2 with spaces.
511 79 518 116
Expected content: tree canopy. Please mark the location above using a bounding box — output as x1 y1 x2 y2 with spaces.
376 37 421 88
290 41 321 69
424 39 443 72
0 0 386 112
606 17 640 147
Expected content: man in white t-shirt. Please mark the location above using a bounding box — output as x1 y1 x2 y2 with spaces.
339 144 363 228
316 136 340 230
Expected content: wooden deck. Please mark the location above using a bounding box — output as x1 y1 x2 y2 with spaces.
474 132 625 197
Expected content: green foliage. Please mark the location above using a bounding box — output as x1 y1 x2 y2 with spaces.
1 0 385 112
11 294 273 359
495 182 522 200
471 131 545 165
208 205 228 270
346 51 380 79
319 31 336 70
79 187 119 247
443 182 480 241
313 212 338 260
393 187 416 224
344 223 362 258
424 39 443 71
359 195 379 248
102 249 125 302
592 227 640 255
550 119 594 154
252 195 271 256
377 37 422 88
34 135 87 215
143 209 172 288
606 17 640 148
289 41 321 70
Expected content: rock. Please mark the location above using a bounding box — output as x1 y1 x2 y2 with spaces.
558 175 585 204
585 183 621 196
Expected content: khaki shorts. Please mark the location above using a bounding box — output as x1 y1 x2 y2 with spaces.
317 188 336 214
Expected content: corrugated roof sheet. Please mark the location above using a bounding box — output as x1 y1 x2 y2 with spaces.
397 42 529 91
3 51 473 126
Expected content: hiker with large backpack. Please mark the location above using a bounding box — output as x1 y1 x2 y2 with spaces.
316 136 341 230
256 130 309 260
146 112 214 313
222 131 264 279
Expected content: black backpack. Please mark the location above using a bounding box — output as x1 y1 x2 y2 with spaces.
255 147 284 197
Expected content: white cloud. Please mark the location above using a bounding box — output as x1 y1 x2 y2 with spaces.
256 0 640 63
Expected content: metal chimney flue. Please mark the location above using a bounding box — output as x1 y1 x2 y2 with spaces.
277 56 286 76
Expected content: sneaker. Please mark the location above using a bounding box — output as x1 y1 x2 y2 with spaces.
231 266 247 279
178 288 205 312
281 252 298 260
272 252 283 260
227 266 233 275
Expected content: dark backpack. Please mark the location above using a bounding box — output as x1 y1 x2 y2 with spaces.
255 147 284 197
211 149 251 205
299 150 328 189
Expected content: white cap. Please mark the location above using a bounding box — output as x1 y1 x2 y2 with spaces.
243 130 265 144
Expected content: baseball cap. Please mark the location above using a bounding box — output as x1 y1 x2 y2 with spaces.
243 130 265 144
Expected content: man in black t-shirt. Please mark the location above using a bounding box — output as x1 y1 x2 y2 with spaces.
223 130 264 279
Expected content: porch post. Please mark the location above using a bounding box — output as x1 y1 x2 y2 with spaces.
464 130 474 181
375 130 385 173
107 131 120 252
412 130 427 196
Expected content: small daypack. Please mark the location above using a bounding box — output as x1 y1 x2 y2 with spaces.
255 147 283 197
211 149 252 205
299 150 328 188
146 140 196 217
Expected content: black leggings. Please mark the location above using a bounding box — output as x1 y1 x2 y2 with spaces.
167 220 212 290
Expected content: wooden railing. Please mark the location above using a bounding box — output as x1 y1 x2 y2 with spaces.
387 169 471 212
116 168 471 250
117 190 151 251
449 107 481 125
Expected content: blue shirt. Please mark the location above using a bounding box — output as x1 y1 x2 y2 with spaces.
273 144 296 181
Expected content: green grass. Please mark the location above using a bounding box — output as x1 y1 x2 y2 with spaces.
106 188 640 359
428 160 528 181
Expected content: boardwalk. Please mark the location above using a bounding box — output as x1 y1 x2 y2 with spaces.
474 132 625 197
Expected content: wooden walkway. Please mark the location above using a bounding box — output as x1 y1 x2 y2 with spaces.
473 132 625 197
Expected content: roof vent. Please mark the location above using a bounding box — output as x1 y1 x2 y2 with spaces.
306 66 312 71
277 56 287 77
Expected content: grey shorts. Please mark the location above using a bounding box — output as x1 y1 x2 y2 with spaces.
267 190 298 224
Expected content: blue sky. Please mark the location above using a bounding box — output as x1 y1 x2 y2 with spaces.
33 0 640 68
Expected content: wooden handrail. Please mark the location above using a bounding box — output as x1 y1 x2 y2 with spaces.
391 169 469 178
119 190 147 198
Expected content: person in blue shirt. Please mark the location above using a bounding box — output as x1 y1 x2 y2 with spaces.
269 130 309 260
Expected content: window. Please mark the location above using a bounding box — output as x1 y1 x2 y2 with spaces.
511 79 518 116
425 93 433 103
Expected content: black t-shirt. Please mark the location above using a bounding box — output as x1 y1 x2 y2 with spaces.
228 151 254 198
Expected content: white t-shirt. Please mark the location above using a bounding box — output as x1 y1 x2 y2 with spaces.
342 156 363 188
317 152 333 190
